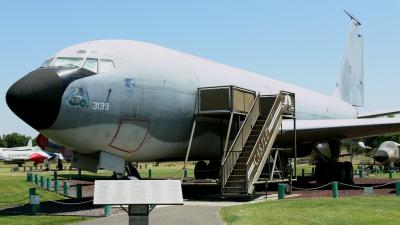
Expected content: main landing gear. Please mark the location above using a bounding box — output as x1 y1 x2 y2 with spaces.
315 161 353 184
194 160 221 179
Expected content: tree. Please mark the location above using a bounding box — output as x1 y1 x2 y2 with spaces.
364 134 400 149
0 136 6 147
0 133 35 148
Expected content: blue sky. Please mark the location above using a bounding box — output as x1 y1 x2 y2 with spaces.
0 1 399 137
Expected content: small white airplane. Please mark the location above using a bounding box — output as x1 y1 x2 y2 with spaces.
0 139 62 166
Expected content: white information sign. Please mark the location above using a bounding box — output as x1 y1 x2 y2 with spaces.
93 180 183 205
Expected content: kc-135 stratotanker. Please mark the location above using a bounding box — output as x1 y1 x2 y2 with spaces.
6 12 400 194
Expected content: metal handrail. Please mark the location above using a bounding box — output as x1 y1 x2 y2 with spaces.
245 92 285 193
221 94 260 189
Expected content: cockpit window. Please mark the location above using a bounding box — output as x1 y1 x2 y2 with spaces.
83 58 98 73
53 57 83 67
40 58 53 67
100 59 115 72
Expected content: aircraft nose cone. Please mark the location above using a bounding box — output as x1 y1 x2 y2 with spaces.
6 69 63 130
374 150 389 163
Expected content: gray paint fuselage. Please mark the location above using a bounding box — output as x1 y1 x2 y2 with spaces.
40 40 357 161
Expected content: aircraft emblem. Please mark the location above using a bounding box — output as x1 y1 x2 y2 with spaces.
124 78 136 88
65 86 90 109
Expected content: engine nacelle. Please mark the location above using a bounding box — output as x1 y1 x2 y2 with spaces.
374 141 400 165
36 134 73 161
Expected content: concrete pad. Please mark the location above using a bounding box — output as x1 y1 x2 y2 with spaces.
72 205 223 225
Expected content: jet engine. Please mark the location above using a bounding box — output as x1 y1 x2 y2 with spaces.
374 141 400 167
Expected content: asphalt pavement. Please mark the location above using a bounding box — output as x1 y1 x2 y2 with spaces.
72 193 293 225
72 205 224 225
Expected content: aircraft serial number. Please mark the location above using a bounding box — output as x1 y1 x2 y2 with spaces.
92 101 110 111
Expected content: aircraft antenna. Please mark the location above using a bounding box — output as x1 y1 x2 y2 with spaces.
344 10 361 26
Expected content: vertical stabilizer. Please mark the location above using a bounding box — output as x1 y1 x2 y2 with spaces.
334 10 364 107
28 139 32 148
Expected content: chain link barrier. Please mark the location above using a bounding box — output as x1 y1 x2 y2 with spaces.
0 190 27 197
289 182 333 191
38 193 93 205
0 197 29 204
289 180 399 191
338 180 398 189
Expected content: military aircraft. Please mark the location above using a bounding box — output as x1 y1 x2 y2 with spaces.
0 139 62 166
6 12 400 183
374 141 400 168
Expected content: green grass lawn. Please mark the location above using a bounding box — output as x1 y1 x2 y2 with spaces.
0 215 87 225
0 167 89 225
295 164 314 177
221 196 400 225
368 173 400 179
138 162 194 179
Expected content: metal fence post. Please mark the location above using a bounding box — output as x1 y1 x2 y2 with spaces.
40 176 45 188
389 170 394 179
63 182 69 196
301 169 305 177
29 187 36 198
76 184 82 199
148 169 152 178
104 205 112 217
332 182 339 198
278 183 285 199
34 174 39 185
27 172 32 182
29 188 39 214
46 177 51 190
54 180 59 192
53 171 58 181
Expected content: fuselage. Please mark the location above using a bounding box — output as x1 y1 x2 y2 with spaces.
7 40 357 161
0 146 55 164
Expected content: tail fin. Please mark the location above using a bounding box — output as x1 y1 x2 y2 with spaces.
27 139 32 148
333 10 364 107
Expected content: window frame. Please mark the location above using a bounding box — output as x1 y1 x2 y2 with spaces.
99 59 116 73
52 57 84 68
82 57 99 73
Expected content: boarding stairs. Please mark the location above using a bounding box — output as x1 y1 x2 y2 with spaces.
221 91 295 197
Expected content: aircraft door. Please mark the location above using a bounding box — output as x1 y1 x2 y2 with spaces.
109 119 149 153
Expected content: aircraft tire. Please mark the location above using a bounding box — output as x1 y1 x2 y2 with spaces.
194 160 208 179
333 162 345 182
207 160 221 179
315 162 331 183
342 161 354 184
114 172 124 180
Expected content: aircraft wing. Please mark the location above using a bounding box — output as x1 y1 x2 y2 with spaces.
282 118 400 142
358 108 400 118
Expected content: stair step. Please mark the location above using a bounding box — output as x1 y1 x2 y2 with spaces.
255 120 266 126
225 181 246 189
225 181 246 187
233 164 246 170
238 156 250 161
245 140 256 145
223 187 245 192
248 134 260 140
231 168 246 172
253 125 263 130
229 172 246 177
226 179 246 183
